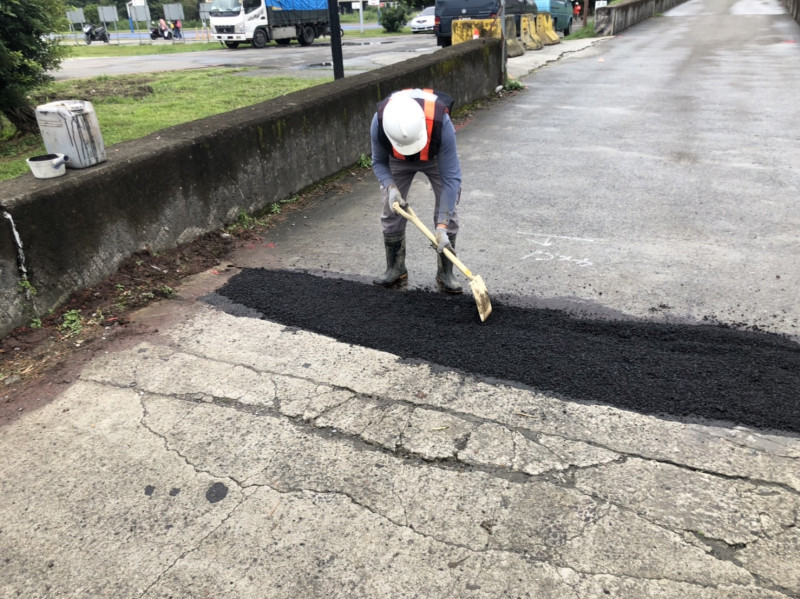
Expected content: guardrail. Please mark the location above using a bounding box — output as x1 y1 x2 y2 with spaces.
594 0 689 36
784 0 800 23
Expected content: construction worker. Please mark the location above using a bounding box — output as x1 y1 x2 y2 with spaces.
370 89 463 293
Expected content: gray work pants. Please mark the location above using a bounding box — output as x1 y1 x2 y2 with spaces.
380 157 460 236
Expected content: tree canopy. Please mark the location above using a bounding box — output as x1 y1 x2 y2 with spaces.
0 0 68 134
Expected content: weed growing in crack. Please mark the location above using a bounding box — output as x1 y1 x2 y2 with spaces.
61 309 84 337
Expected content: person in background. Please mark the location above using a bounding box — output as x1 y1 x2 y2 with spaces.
174 18 182 39
370 88 464 294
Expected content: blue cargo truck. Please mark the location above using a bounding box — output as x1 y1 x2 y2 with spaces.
210 0 331 48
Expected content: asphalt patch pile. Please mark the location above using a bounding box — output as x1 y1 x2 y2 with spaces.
214 269 800 434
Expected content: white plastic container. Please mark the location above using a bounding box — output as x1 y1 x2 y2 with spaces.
35 100 107 169
26 153 69 179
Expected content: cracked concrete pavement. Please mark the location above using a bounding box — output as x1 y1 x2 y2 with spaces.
3 8 800 599
2 303 798 598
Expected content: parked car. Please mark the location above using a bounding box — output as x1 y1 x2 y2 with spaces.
534 0 573 34
410 6 436 33
434 0 538 47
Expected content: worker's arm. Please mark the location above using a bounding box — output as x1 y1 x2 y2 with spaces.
370 113 394 188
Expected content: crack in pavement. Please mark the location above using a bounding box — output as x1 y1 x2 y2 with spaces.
91 357 800 511
135 394 252 599
132 388 786 593
137 492 250 598
74 337 800 595
99 339 800 467
96 361 800 507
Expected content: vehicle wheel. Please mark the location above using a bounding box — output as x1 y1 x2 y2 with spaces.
564 19 571 35
276 38 291 45
252 28 268 48
85 35 92 45
297 25 315 46
224 41 240 48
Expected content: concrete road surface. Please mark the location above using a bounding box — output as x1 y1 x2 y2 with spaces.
2 1 800 597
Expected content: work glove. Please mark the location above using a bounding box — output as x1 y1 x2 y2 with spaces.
435 227 452 254
387 185 407 214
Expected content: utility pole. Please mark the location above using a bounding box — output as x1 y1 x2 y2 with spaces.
328 0 345 79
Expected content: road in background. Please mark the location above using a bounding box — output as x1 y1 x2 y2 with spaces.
52 33 438 80
62 21 382 46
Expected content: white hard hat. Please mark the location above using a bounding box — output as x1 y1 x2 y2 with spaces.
383 94 427 156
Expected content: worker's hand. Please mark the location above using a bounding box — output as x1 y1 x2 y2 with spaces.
388 185 407 213
435 227 451 253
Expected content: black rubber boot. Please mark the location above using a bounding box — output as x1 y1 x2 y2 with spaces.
437 234 463 294
373 231 408 287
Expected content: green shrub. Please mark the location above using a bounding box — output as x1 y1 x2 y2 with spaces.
380 2 411 33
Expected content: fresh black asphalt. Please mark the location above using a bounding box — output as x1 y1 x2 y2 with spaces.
212 269 800 435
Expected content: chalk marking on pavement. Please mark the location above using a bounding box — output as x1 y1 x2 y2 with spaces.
518 233 596 243
521 249 592 266
518 233 594 265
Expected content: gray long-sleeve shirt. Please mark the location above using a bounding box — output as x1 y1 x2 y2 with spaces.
370 111 462 224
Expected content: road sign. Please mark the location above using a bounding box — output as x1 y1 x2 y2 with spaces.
163 3 185 20
98 6 119 21
66 9 85 24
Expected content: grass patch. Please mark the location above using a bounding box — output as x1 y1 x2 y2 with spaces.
0 68 329 182
564 18 596 40
342 26 413 36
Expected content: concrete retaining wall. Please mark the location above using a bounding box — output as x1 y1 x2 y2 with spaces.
594 0 688 36
784 0 800 24
0 39 503 338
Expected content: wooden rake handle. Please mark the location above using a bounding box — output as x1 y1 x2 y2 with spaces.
392 202 476 282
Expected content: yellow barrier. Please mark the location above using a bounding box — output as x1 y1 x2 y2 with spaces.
535 12 561 45
452 16 524 56
519 14 543 50
452 18 502 44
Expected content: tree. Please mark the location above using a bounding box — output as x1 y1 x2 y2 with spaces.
0 0 69 135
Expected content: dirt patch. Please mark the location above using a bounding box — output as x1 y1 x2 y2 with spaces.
37 75 155 104
0 170 351 420
0 228 229 421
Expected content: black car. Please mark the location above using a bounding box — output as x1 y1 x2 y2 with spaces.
434 0 539 47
